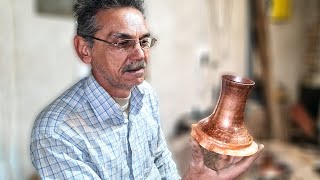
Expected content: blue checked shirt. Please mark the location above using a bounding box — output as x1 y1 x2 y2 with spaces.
30 74 180 180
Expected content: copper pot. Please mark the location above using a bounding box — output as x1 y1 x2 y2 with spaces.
191 75 258 157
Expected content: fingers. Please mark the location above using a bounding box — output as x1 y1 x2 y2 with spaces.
190 138 204 167
182 138 208 180
219 144 264 179
234 144 264 168
252 144 264 160
214 155 243 171
220 155 229 160
214 155 233 170
231 156 243 164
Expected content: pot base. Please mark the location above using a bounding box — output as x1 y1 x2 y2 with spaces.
191 124 258 157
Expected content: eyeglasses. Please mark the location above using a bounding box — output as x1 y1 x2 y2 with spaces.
80 34 157 51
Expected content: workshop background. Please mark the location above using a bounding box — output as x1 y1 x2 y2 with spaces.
0 0 319 179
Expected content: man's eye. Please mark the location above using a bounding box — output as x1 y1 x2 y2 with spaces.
116 40 131 47
140 39 150 47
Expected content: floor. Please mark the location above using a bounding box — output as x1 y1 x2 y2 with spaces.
169 134 320 179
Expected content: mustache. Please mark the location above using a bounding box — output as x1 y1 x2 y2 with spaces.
122 60 147 73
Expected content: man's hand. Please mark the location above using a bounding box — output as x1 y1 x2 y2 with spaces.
182 138 264 180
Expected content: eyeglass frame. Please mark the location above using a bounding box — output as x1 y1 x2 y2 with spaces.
79 33 157 51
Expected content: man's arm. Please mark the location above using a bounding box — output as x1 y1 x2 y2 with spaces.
30 133 101 179
182 138 264 180
153 126 181 180
148 90 181 179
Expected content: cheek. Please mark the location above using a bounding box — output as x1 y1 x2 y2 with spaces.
108 54 128 72
93 47 129 72
101 50 123 65
144 52 150 63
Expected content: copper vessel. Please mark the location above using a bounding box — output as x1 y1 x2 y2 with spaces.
191 75 258 157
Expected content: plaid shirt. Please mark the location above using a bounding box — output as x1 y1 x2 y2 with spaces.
30 74 180 180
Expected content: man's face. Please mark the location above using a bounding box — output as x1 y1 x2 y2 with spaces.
90 7 150 95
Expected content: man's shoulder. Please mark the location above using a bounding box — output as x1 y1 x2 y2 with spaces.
32 77 89 134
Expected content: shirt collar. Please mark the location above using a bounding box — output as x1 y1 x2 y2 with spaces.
84 73 145 125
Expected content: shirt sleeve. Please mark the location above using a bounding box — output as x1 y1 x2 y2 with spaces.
30 132 101 180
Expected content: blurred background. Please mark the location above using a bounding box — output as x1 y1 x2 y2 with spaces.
0 0 319 179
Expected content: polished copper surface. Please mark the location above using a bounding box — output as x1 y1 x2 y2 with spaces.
191 75 258 156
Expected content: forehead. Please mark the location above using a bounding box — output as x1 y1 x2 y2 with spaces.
95 7 149 37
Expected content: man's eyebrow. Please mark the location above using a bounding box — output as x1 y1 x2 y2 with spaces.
140 33 151 39
112 32 151 39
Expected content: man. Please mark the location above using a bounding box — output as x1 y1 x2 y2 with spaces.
30 0 264 179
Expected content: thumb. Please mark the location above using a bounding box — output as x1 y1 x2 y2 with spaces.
190 138 204 167
220 144 264 178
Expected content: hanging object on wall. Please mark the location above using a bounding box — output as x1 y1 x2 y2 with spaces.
270 0 292 22
37 0 75 17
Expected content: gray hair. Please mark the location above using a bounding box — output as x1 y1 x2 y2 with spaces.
73 0 145 47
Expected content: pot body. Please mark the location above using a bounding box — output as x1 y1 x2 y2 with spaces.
191 75 258 157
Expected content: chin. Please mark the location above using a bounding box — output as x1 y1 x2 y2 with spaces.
122 78 144 89
132 78 145 86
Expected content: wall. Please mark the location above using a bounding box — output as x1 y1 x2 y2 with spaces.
269 0 306 103
147 0 249 137
146 0 210 136
0 0 249 178
0 0 16 179
0 0 86 178
268 0 317 139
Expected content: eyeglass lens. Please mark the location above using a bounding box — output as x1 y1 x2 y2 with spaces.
117 38 156 50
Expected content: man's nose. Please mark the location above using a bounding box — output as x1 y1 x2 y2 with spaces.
129 42 146 60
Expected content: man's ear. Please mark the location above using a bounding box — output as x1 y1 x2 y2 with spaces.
74 35 93 64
